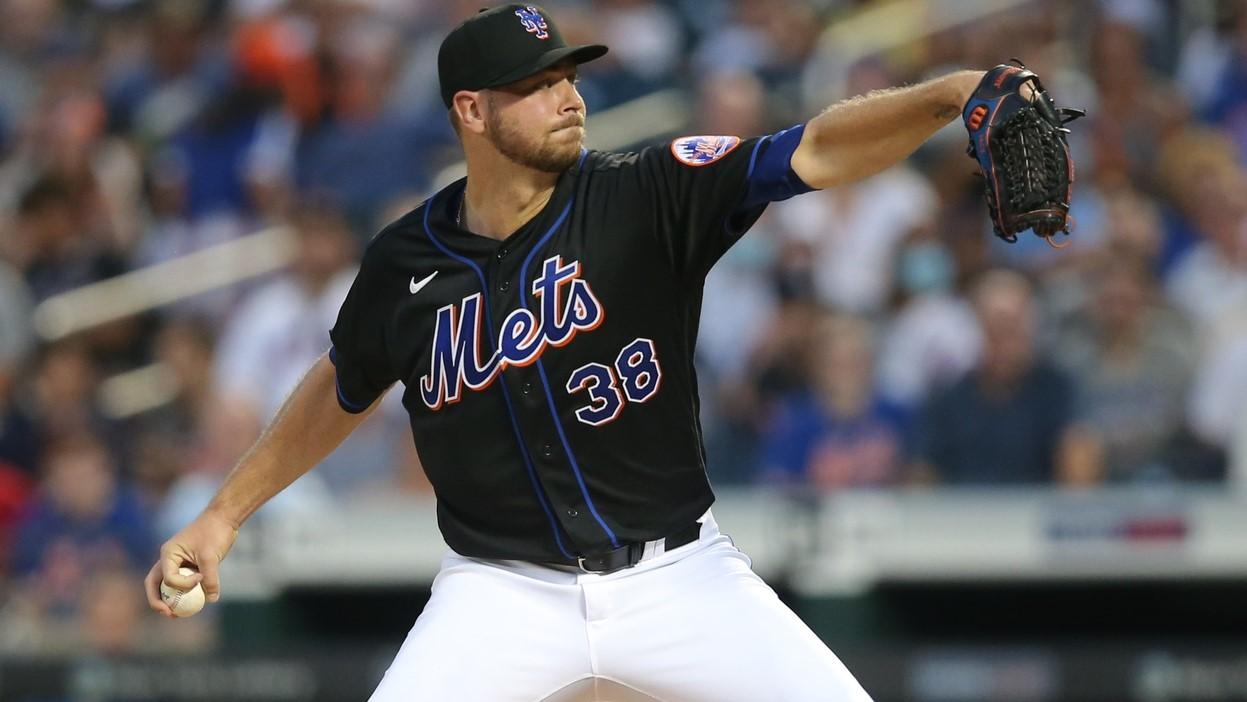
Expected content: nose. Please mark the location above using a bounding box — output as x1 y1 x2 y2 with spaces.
556 80 583 117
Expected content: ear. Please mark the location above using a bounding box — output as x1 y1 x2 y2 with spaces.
453 91 487 136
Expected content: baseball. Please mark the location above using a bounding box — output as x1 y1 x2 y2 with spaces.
160 567 206 617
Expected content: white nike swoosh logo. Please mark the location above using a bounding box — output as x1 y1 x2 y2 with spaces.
409 271 438 295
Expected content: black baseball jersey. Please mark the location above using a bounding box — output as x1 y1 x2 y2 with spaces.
329 124 814 563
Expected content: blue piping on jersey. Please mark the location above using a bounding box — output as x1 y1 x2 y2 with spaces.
725 125 815 239
421 195 573 560
520 200 621 549
327 346 372 413
741 124 815 210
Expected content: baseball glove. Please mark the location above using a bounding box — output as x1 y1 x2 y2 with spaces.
963 60 1084 246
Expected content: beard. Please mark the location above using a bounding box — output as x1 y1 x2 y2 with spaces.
485 97 584 173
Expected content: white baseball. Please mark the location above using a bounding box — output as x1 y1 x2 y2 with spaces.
160 567 206 617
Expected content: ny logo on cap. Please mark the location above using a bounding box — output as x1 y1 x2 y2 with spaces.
515 6 549 39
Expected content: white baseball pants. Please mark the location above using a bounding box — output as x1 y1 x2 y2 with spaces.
368 512 873 701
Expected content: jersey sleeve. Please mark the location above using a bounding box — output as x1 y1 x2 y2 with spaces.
328 245 399 413
637 123 815 278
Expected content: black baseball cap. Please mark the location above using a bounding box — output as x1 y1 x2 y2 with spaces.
438 4 608 108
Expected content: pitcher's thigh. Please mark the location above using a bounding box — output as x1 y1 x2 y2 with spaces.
369 563 591 702
600 552 873 702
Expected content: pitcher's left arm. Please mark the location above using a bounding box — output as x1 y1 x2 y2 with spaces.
790 70 984 190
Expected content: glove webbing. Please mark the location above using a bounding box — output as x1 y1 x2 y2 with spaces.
989 106 1074 245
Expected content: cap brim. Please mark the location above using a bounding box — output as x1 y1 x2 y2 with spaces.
484 44 609 89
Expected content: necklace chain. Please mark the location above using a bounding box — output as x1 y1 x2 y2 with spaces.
457 193 465 228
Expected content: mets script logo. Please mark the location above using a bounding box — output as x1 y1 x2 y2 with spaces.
670 135 741 167
515 6 550 39
419 255 603 410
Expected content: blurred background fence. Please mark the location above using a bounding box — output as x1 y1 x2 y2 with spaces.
1 0 1246 699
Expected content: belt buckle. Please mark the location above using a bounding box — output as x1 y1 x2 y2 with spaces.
575 542 643 575
575 556 612 574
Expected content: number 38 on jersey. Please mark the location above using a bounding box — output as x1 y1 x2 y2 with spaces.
566 338 662 426
417 255 663 426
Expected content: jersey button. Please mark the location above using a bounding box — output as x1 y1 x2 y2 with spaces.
498 280 511 293
566 508 579 518
541 443 553 458
496 247 508 259
521 382 533 395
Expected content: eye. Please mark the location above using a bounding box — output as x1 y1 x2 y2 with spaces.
527 72 576 94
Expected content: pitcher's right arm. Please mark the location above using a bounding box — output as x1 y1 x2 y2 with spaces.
144 352 388 616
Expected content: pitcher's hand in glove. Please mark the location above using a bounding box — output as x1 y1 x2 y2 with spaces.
963 60 1084 246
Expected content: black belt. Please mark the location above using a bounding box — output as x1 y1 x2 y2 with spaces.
570 522 702 575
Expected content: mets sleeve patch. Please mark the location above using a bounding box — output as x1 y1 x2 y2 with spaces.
670 135 742 167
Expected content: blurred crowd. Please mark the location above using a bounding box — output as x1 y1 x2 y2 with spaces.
0 0 1245 656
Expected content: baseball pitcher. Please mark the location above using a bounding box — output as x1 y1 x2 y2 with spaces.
145 4 1078 700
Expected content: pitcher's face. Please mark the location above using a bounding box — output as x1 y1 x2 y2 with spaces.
483 61 586 173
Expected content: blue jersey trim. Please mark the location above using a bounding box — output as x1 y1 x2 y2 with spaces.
520 200 621 549
741 123 816 210
421 194 573 560
328 346 373 414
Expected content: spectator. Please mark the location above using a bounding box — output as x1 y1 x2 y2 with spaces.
759 313 906 489
212 198 357 421
1087 17 1188 188
208 197 406 496
697 70 769 139
29 341 112 449
133 147 254 324
1039 185 1167 357
12 175 123 302
1165 160 1247 333
544 0 679 109
1201 0 1247 160
1187 296 1247 461
156 378 335 537
774 162 937 313
80 567 149 655
0 266 36 563
128 318 218 502
1055 258 1195 482
103 0 228 142
693 0 821 113
1153 127 1239 274
0 261 37 477
292 13 450 231
9 434 153 589
1176 0 1243 114
877 230 981 409
595 0 682 84
913 270 1081 485
1101 185 1167 266
701 240 818 486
